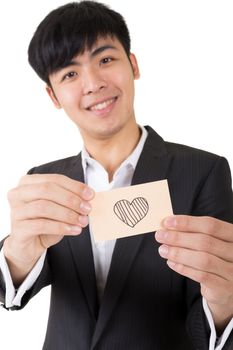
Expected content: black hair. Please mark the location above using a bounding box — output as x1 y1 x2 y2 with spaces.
28 1 131 85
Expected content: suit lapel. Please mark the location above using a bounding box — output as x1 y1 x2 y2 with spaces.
91 126 172 348
66 155 98 321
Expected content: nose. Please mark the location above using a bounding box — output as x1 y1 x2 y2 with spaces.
82 68 107 95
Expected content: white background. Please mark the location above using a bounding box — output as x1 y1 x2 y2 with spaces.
0 0 232 349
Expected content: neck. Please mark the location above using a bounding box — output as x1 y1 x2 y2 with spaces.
83 122 141 181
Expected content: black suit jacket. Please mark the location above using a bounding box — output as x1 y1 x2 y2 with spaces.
1 126 233 350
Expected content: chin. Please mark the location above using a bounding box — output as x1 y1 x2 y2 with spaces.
93 124 124 139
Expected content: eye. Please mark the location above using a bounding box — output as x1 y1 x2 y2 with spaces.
63 71 78 80
100 57 113 65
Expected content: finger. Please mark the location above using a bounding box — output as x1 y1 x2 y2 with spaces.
166 260 229 294
13 218 83 238
155 230 233 262
163 215 233 242
158 245 233 281
166 260 233 306
8 183 92 214
18 174 95 200
12 200 89 228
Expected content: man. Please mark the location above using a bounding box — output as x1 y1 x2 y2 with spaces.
0 1 233 349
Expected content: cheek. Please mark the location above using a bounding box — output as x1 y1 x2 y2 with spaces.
56 86 81 110
113 69 135 100
122 78 135 104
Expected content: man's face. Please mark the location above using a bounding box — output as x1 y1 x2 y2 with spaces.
47 36 140 142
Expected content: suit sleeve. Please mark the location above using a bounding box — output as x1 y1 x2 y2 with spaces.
0 237 51 310
186 156 233 350
0 166 52 310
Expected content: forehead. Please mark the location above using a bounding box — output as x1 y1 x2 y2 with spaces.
49 36 126 81
67 36 124 67
80 35 124 56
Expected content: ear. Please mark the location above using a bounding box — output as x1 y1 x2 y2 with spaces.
46 85 62 109
129 53 140 80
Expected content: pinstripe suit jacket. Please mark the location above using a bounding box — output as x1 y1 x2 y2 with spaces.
1 126 233 349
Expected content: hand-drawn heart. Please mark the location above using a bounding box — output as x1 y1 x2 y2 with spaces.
113 197 149 228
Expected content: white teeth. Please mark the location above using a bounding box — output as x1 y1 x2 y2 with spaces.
90 98 115 111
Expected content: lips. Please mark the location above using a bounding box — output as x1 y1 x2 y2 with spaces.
90 98 116 111
86 97 117 112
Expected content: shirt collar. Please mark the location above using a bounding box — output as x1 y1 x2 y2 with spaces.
81 125 148 175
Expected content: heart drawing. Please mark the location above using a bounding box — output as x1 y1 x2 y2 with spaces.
113 197 149 228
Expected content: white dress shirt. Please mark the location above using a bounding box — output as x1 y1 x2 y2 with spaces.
0 125 232 349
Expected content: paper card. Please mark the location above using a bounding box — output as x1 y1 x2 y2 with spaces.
89 179 173 242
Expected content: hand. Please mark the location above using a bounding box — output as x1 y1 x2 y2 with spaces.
155 215 233 331
4 174 94 284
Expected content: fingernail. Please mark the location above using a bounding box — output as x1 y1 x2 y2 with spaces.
80 201 91 213
155 230 168 240
67 225 82 235
79 215 89 226
158 245 169 256
82 187 94 200
167 260 176 268
164 216 177 228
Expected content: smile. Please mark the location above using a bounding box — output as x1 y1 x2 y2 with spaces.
88 97 117 112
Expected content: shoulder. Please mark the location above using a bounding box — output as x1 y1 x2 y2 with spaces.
165 140 220 162
144 126 224 167
146 125 225 167
163 141 232 187
165 140 230 171
27 154 81 175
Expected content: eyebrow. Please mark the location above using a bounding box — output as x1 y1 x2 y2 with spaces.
91 44 117 58
63 45 117 69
